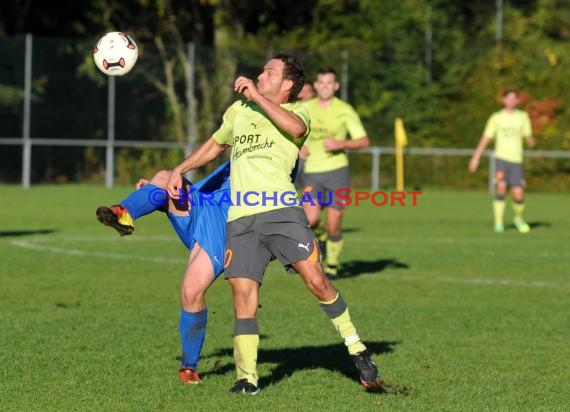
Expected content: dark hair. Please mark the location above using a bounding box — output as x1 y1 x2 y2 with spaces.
502 89 519 97
317 67 338 78
273 53 305 103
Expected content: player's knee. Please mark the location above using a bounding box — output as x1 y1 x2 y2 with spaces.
305 211 320 227
181 286 205 307
306 273 333 298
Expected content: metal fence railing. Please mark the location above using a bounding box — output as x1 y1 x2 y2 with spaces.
2 135 569 193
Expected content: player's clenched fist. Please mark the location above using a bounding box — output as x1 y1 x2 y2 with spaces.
234 76 258 100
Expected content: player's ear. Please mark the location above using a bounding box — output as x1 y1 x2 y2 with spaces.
334 82 340 92
282 78 294 94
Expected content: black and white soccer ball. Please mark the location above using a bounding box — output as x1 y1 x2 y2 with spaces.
93 32 138 76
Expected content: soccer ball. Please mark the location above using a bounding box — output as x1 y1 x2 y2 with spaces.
93 32 138 76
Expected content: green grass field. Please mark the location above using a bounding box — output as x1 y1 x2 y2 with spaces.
1 186 569 411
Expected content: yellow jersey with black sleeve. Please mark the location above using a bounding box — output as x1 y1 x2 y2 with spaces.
302 97 367 173
483 108 532 164
212 99 310 221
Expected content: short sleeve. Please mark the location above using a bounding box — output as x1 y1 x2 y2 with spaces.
345 105 367 139
289 103 311 137
212 103 238 145
522 112 532 136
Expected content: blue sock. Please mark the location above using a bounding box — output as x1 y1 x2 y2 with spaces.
120 183 168 219
179 308 208 369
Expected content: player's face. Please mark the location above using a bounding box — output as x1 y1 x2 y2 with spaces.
298 83 315 101
314 73 339 100
502 92 519 109
257 59 287 98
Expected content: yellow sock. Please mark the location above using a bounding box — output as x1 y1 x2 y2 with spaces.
119 211 134 227
493 200 506 226
513 202 525 221
330 308 366 355
314 221 328 242
234 335 259 385
326 238 344 267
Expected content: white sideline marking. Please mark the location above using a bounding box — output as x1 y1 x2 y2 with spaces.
360 272 568 289
9 236 568 289
10 239 186 265
22 234 179 243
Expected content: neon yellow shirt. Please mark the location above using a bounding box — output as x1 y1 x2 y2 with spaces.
483 108 532 164
212 100 310 221
302 97 367 173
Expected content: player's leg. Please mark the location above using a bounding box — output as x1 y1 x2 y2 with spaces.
264 207 382 390
224 216 270 394
303 201 326 256
493 161 508 233
302 200 323 228
509 162 530 233
323 167 350 276
96 169 173 235
227 277 261 394
178 244 216 384
511 185 530 233
293 254 382 390
324 207 344 278
302 172 328 256
176 170 229 383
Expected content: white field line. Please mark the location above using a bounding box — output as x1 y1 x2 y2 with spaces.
9 236 569 289
10 239 186 265
358 272 568 289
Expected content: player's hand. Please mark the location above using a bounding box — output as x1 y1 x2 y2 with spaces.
324 138 344 152
299 145 309 159
136 178 150 189
234 76 259 101
527 136 536 148
166 171 183 199
468 157 479 173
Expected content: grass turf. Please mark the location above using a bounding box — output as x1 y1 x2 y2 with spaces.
0 186 568 411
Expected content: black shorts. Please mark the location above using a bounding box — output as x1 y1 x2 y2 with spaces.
223 207 319 283
495 158 525 188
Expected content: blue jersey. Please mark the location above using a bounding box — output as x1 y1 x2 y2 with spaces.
168 161 230 276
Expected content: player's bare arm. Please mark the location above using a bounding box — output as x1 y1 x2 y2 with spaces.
526 135 536 147
469 136 491 172
299 145 309 159
167 138 228 198
136 178 150 189
234 76 307 138
324 136 370 152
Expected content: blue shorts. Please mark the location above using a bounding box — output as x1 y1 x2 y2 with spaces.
167 162 230 277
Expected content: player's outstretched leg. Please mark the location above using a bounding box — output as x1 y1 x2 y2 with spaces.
295 258 384 391
320 292 383 390
351 349 383 391
96 171 170 236
96 205 134 236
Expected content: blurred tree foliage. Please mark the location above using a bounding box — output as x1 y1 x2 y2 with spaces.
0 0 568 186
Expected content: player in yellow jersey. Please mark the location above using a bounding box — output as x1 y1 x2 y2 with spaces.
294 82 316 190
469 90 535 233
300 68 370 278
165 54 383 394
